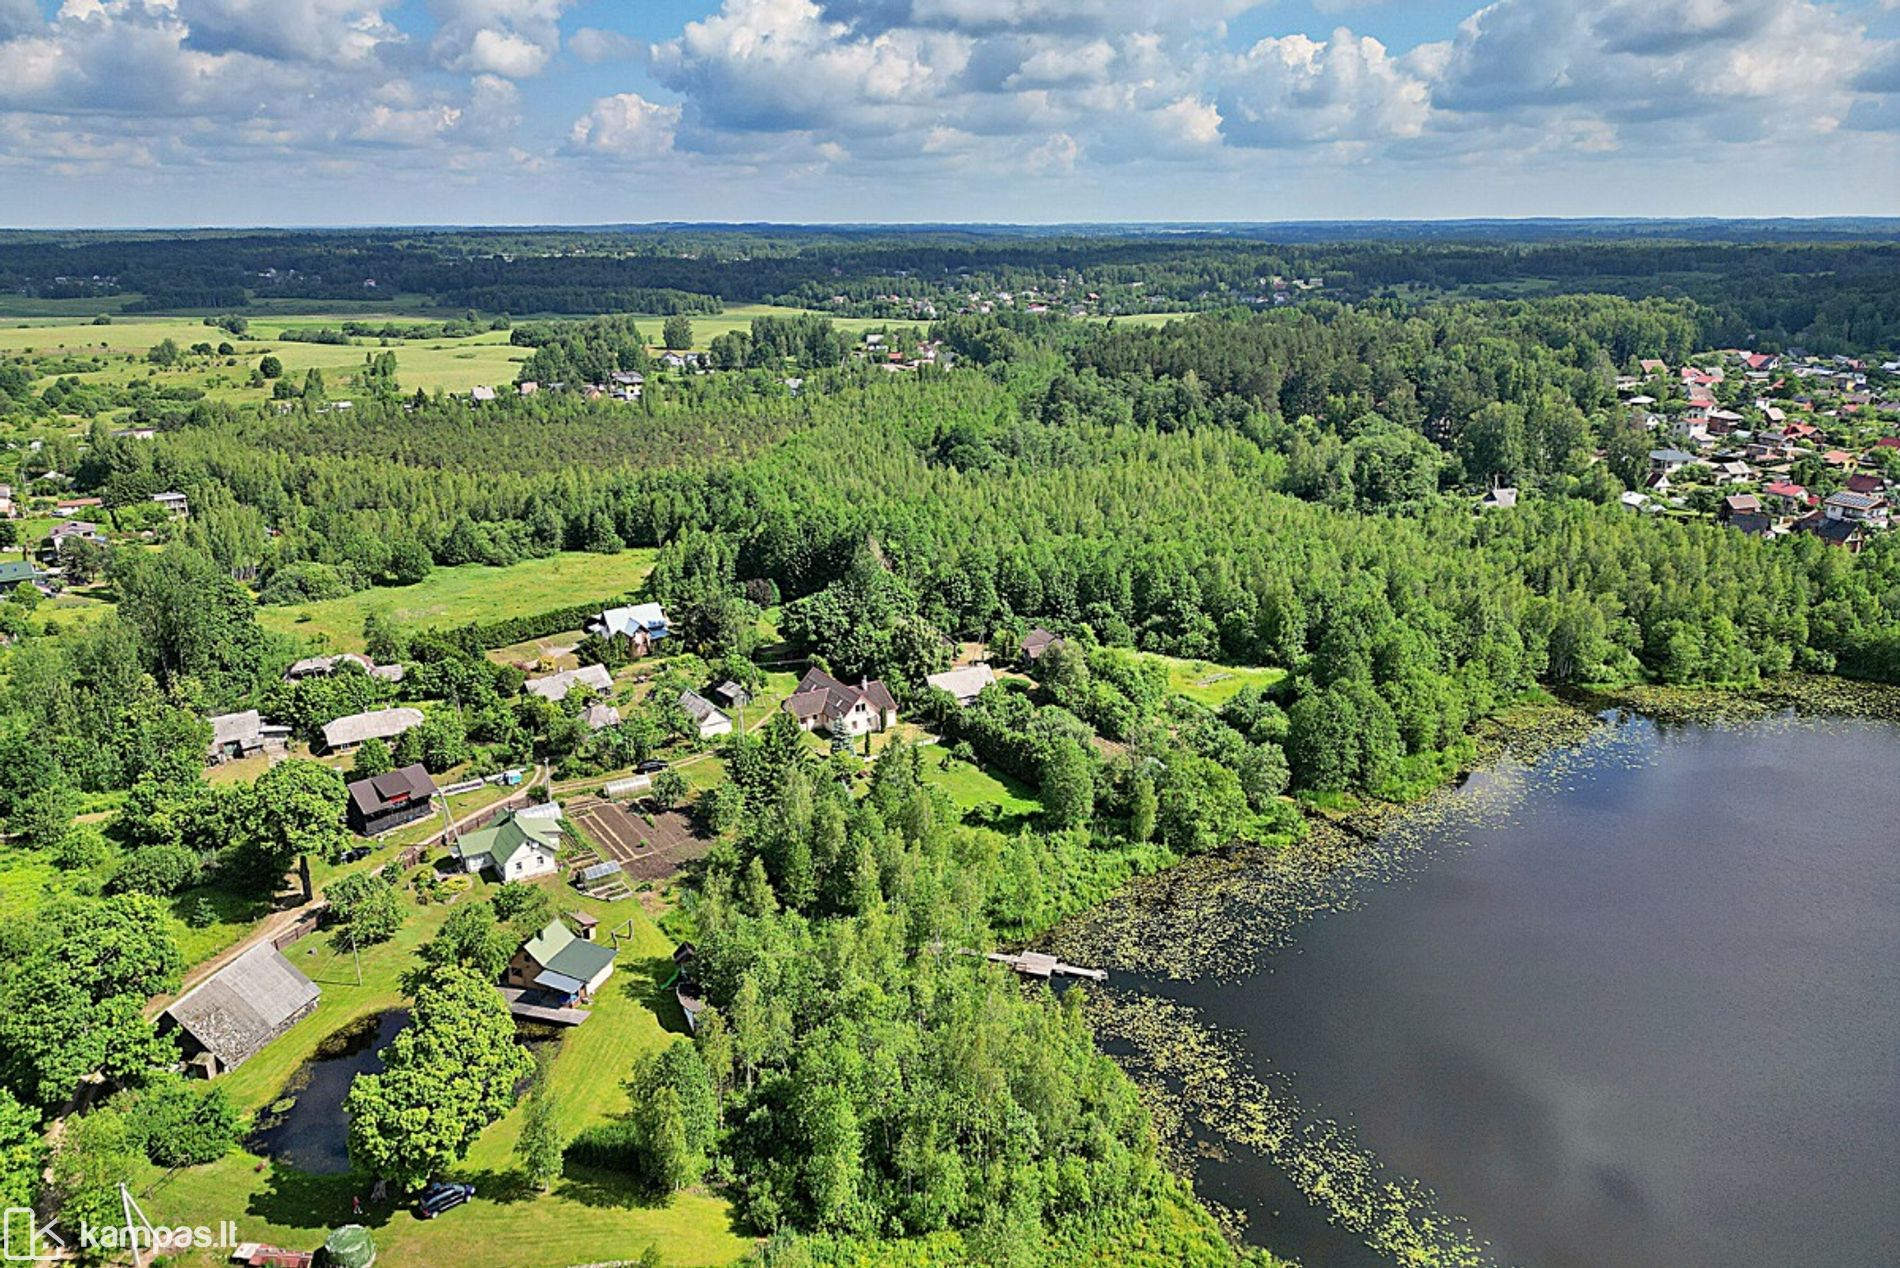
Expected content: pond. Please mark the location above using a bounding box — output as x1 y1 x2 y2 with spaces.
248 1009 568 1175
1146 714 1900 1267
248 1010 408 1174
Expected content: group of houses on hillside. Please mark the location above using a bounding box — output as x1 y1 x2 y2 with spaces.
1613 351 1900 551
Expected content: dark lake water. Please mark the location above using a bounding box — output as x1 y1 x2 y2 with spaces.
1163 715 1900 1268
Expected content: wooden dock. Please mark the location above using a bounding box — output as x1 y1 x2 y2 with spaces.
498 986 591 1026
986 951 1107 982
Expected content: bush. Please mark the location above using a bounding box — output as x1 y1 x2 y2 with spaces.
119 1077 242 1167
112 843 200 897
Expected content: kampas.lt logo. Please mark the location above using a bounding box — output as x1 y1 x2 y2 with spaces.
2 1208 66 1262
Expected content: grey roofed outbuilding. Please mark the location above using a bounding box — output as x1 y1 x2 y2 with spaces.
523 663 614 701
321 707 424 751
162 942 320 1075
206 709 291 760
677 689 729 725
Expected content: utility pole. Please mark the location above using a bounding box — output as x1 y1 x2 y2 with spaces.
118 1182 156 1268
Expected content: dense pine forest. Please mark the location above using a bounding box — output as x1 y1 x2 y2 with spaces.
3 234 1900 1266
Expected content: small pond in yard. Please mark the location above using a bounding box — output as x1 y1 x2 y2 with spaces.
247 1010 408 1174
247 1010 569 1174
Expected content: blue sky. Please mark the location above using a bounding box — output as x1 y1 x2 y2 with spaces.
0 0 1896 226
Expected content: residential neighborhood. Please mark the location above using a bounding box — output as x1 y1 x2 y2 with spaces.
1609 349 1900 550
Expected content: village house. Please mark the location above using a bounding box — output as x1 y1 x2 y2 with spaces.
453 807 561 881
1822 489 1889 528
345 761 437 835
323 706 424 756
1795 511 1871 553
207 710 292 763
679 688 734 738
41 519 107 561
926 663 998 706
508 919 618 1006
782 667 899 737
284 652 404 683
1019 628 1064 665
0 558 47 594
1477 486 1519 511
161 943 320 1077
1761 482 1813 513
1649 448 1696 477
55 496 102 515
586 602 669 655
581 703 621 731
152 490 189 517
524 663 614 702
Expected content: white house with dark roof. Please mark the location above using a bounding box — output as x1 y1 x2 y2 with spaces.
782 667 899 737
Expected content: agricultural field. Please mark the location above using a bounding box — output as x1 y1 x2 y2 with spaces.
256 550 657 651
1 303 910 419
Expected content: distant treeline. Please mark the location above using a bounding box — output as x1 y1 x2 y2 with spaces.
3 227 1900 351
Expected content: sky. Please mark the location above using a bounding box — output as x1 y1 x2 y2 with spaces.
0 0 1897 227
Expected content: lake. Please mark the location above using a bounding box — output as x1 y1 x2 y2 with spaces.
1153 714 1900 1268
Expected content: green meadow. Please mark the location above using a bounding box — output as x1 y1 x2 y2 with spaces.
256 550 659 652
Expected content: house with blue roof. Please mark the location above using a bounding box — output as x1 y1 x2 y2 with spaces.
586 601 670 656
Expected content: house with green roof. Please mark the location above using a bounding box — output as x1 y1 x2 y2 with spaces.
0 559 45 593
507 918 618 1005
452 808 561 881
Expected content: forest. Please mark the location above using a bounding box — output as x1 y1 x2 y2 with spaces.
2 256 1899 1266
4 223 1900 349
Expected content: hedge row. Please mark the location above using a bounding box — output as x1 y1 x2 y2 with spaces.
438 593 636 653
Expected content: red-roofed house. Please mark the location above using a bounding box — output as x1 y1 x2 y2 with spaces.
1761 482 1813 513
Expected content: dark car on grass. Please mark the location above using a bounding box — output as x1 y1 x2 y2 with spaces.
635 759 669 774
418 1180 475 1219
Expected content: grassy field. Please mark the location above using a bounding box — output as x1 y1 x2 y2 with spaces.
0 303 898 410
257 550 657 651
140 859 751 1268
1153 654 1287 707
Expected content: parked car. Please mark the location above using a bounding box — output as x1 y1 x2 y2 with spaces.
337 846 371 864
418 1181 475 1219
635 759 669 774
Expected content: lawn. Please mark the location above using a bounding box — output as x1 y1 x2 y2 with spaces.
138 863 751 1268
256 550 657 651
919 748 1043 820
1152 654 1287 708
